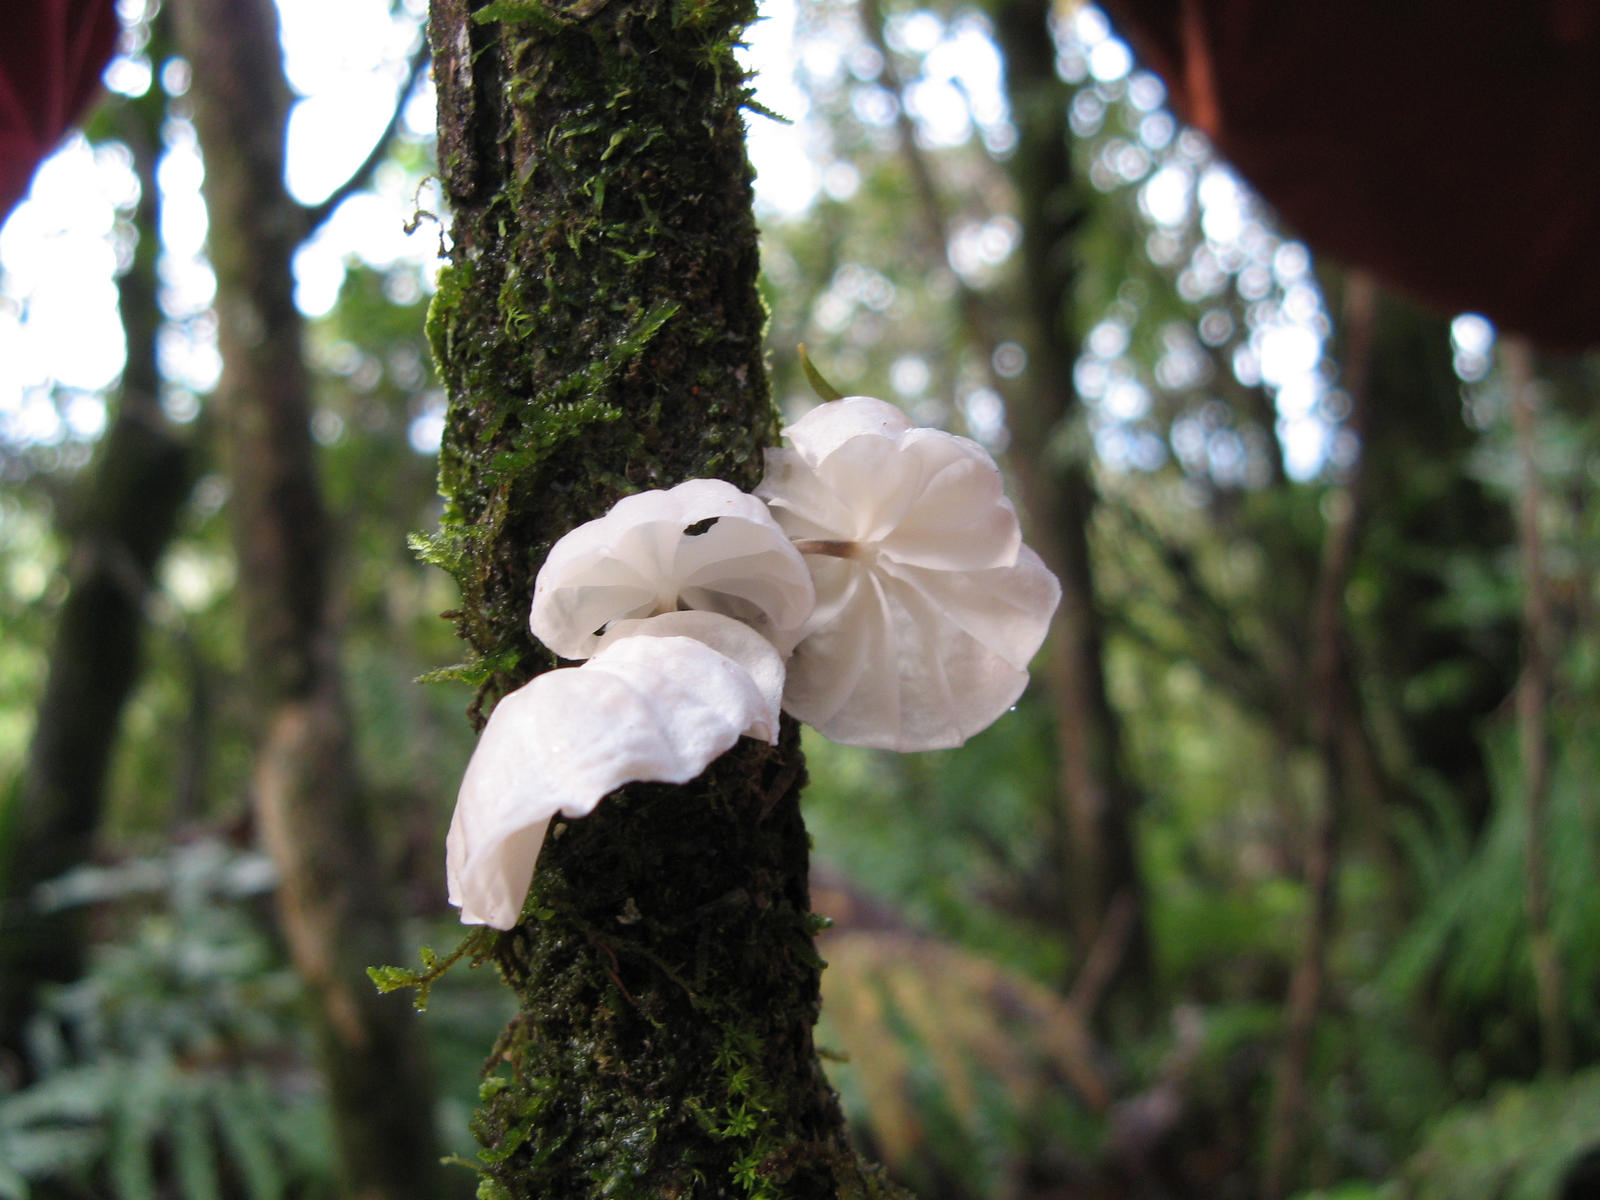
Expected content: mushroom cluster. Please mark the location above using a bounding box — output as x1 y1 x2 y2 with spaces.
447 396 1062 928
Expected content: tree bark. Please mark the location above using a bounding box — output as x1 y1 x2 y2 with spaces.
172 1 442 1195
426 0 905 1195
0 73 190 1071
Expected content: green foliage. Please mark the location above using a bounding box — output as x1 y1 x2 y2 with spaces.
0 494 61 785
797 343 846 403
767 5 1600 1197
803 694 1069 986
472 0 566 29
408 527 484 579
369 928 498 1012
0 843 513 1200
0 840 334 1200
1366 1068 1600 1200
1379 714 1600 1069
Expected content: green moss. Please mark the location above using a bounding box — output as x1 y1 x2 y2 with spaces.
425 0 781 704
451 729 905 1199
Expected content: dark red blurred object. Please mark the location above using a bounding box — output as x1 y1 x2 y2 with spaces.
1099 0 1600 348
0 0 121 223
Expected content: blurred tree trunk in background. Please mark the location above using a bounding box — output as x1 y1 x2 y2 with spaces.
172 0 443 1195
849 0 1149 1015
991 0 1152 1010
0 72 191 1071
1504 337 1571 1076
1263 273 1377 1199
424 0 903 1193
1258 281 1525 1190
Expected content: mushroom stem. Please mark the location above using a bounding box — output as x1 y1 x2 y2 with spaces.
792 538 862 559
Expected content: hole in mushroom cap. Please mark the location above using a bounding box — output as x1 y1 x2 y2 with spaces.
683 517 720 536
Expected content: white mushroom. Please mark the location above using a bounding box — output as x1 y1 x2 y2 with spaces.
446 611 783 928
528 477 815 659
756 396 1060 751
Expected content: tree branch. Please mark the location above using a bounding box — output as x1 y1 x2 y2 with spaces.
300 35 431 238
1105 496 1284 716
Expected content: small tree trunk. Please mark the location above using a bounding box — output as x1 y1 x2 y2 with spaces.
173 0 442 1195
0 75 190 1068
1261 272 1376 1200
1504 336 1571 1076
991 0 1151 1006
426 0 905 1195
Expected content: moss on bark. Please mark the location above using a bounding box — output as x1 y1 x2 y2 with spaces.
426 0 909 1195
426 0 779 695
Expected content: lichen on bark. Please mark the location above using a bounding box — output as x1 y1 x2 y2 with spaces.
425 0 909 1195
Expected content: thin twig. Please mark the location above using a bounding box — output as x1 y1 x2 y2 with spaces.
1066 887 1137 1021
587 933 640 1010
1106 497 1281 714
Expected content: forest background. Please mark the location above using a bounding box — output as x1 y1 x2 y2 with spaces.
1 0 1598 1198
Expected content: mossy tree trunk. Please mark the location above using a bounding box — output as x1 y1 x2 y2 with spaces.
173 0 442 1196
426 1 904 1195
